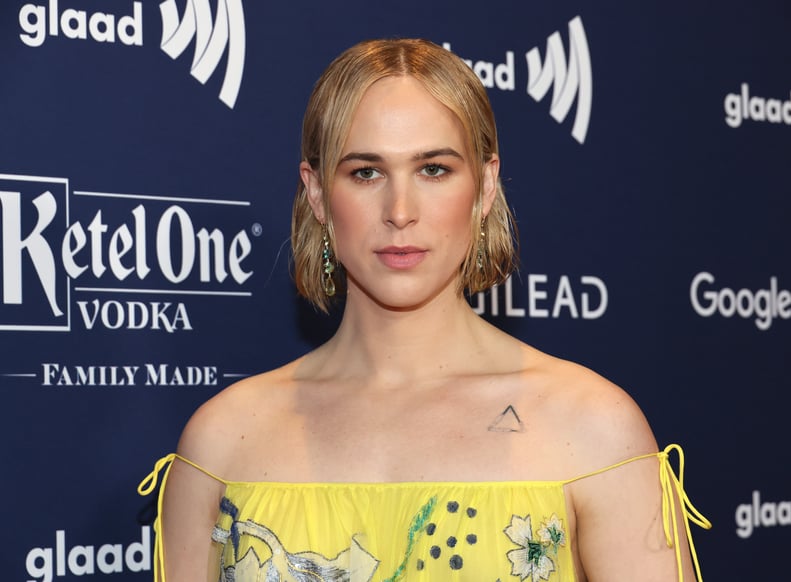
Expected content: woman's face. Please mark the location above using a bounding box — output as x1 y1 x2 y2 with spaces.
322 75 498 310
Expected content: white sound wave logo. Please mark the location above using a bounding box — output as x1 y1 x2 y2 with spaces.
526 16 592 144
159 0 246 108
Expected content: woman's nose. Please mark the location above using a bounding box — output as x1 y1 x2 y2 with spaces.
382 176 418 228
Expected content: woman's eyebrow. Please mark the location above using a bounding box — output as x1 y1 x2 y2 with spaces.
338 147 464 164
412 147 464 161
338 152 382 164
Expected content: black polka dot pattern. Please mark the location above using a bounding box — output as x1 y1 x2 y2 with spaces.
419 500 479 572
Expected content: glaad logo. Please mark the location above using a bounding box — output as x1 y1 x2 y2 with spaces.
444 16 592 144
735 491 791 539
25 527 150 581
16 1 246 108
159 0 247 108
724 83 791 128
525 16 592 144
690 272 790 331
471 274 608 319
18 1 143 47
0 173 254 332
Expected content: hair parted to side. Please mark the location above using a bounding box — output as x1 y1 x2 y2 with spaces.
292 38 518 312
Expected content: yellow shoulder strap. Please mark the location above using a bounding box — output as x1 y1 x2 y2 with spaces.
658 444 712 582
564 444 712 582
137 454 227 582
138 453 227 495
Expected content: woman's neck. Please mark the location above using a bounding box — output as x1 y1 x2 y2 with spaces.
316 284 493 387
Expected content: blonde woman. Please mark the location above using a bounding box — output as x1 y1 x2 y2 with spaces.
141 38 709 582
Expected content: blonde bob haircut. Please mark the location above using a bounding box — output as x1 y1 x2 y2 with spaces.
292 38 518 312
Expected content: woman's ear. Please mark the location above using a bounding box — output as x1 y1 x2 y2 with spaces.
300 161 326 223
481 153 500 217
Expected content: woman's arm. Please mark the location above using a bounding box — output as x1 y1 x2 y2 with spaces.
160 404 229 582
568 385 699 582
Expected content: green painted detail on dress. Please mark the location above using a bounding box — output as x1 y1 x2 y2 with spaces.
545 525 564 548
382 496 437 582
527 541 544 564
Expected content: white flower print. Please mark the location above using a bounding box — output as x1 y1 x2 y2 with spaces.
503 514 566 581
537 514 566 551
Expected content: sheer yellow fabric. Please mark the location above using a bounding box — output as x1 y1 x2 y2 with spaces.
138 444 711 582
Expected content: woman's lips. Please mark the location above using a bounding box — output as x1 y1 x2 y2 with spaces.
375 246 428 269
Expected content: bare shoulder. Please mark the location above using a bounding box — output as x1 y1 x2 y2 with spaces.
520 344 658 469
158 361 307 581
175 357 303 476
531 349 695 580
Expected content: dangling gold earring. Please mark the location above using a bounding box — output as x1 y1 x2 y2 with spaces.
322 224 336 297
476 217 486 271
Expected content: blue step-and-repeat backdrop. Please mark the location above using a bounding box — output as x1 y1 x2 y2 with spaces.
2 1 789 580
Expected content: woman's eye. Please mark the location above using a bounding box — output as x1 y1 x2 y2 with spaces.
421 164 448 178
352 167 381 181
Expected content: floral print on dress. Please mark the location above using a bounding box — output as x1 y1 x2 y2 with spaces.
213 522 379 582
503 513 567 581
211 496 380 581
210 496 440 582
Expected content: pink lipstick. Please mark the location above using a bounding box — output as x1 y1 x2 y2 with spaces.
375 246 427 269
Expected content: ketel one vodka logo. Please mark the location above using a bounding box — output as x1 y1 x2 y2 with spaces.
0 173 254 332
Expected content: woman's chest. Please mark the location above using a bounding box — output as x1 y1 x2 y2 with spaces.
231 383 578 484
213 481 578 582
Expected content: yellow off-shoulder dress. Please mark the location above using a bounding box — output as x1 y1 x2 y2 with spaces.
139 444 710 582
